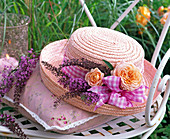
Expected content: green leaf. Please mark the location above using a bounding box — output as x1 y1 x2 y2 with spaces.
46 22 53 27
13 2 18 14
161 136 168 139
162 119 167 123
102 59 114 70
0 107 14 114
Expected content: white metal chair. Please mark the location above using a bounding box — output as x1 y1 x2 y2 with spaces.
0 0 169 138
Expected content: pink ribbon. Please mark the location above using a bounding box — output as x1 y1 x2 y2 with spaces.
88 76 148 111
62 62 148 110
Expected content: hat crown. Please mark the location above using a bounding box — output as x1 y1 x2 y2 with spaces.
65 27 144 71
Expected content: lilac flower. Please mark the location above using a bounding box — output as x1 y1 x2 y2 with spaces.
0 48 38 105
42 60 100 107
0 66 14 101
13 51 39 106
62 58 111 75
69 78 90 92
53 91 81 107
80 92 99 106
0 114 28 139
0 48 39 138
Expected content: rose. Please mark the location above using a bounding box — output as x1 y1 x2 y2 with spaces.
112 61 143 91
85 68 104 86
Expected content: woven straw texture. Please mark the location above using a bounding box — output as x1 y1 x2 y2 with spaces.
66 27 144 72
40 27 160 116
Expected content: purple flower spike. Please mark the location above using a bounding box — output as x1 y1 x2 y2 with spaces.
0 113 28 138
80 92 99 106
69 78 90 92
12 53 39 106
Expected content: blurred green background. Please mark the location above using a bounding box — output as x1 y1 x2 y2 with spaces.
0 0 169 138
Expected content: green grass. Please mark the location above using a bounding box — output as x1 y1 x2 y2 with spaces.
0 0 169 138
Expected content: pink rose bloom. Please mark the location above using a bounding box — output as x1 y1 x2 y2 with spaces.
85 68 104 86
112 61 143 91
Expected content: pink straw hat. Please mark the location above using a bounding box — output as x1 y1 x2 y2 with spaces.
40 27 160 116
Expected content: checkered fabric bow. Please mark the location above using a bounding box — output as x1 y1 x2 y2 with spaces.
62 66 147 110
88 76 147 110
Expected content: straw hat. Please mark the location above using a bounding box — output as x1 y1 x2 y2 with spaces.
40 27 160 116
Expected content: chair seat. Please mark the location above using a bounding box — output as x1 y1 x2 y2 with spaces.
0 95 165 139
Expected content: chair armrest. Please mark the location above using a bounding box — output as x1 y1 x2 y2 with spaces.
151 13 170 67
145 48 170 126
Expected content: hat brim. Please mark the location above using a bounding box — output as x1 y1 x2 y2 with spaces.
40 39 161 116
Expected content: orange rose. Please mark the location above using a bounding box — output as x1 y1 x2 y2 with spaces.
136 6 151 26
85 68 104 86
112 61 143 91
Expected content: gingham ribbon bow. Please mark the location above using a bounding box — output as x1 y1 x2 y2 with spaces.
88 76 147 110
62 65 147 110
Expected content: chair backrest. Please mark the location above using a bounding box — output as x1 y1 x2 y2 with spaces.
79 0 170 127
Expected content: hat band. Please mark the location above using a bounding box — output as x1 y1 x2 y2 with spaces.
62 65 87 78
61 57 147 110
